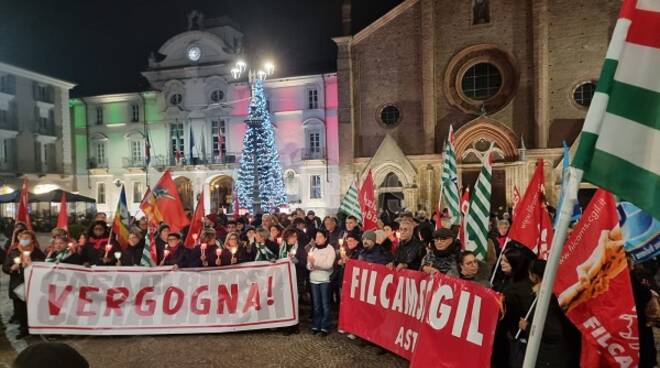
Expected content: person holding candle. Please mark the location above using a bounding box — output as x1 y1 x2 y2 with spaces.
307 229 335 336
160 232 187 267
279 228 305 335
387 218 425 271
188 228 221 267
2 230 45 338
217 232 240 265
382 223 399 254
269 224 284 250
80 221 117 266
420 228 459 276
254 227 278 262
120 230 145 266
359 230 392 265
46 235 82 265
154 224 170 264
3 222 27 253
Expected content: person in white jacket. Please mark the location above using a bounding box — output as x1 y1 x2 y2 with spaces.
307 229 336 336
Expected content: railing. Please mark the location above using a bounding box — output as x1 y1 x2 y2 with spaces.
302 148 325 160
88 159 108 169
0 118 17 131
167 152 242 166
34 122 56 136
123 157 146 168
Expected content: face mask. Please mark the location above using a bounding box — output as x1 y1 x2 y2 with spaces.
19 239 30 246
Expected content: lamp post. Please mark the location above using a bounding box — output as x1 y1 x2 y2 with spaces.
231 59 275 215
214 183 220 213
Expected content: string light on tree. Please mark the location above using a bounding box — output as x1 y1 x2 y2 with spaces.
233 59 287 213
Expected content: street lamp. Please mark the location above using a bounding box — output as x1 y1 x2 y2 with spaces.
231 59 276 214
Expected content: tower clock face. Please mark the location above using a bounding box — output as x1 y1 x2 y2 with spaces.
187 46 201 61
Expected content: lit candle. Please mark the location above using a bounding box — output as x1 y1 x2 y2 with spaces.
22 251 31 258
163 249 171 258
105 243 113 252
277 237 282 245
114 251 122 260
338 238 344 247
192 233 198 241
67 242 75 249
339 246 346 258
13 257 20 265
230 247 238 255
201 243 207 251
215 248 222 257
395 231 401 240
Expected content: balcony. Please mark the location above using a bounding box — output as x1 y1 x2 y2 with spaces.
0 118 17 131
88 158 108 170
34 121 56 136
167 152 242 167
0 159 17 173
302 148 325 160
123 157 146 169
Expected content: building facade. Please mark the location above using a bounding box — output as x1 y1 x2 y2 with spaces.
0 61 76 215
72 16 340 217
334 0 620 213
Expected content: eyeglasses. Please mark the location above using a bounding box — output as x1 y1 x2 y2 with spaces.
167 238 179 242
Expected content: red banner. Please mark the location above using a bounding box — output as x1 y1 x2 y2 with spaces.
359 170 378 231
17 178 32 230
339 260 501 367
56 192 68 231
553 189 639 367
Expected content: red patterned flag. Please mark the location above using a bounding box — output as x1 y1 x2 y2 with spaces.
140 187 164 227
508 160 545 253
359 170 378 231
554 189 639 367
16 178 32 230
184 191 205 248
148 171 189 233
56 192 68 231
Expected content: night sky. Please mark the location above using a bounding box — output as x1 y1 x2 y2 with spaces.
0 0 403 97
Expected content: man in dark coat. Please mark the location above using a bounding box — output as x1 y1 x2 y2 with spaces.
387 219 425 271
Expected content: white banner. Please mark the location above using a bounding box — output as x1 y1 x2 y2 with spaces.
25 259 298 335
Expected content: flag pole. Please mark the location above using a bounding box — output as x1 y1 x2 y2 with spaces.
522 167 583 367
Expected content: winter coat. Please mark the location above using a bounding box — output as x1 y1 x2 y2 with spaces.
393 236 426 271
527 295 581 367
81 238 119 266
3 247 45 299
421 246 459 276
121 244 145 266
459 260 492 288
358 245 392 265
307 244 336 284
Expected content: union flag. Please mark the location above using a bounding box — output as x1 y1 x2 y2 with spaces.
141 171 189 233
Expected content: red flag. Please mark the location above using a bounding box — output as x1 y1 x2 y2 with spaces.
149 229 158 265
148 171 190 233
16 178 32 230
508 160 545 252
553 189 639 367
56 192 68 230
359 170 378 231
184 191 205 248
175 149 181 163
459 188 471 246
512 185 521 218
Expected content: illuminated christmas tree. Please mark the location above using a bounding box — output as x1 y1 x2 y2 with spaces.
236 79 287 212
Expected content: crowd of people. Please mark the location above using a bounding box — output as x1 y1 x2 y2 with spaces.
0 206 658 367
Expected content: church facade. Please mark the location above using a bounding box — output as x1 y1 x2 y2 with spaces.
72 15 340 217
334 0 620 213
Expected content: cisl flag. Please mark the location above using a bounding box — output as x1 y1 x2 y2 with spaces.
553 189 638 367
359 170 378 231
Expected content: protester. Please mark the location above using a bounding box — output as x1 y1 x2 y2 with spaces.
160 232 187 267
94 212 107 222
305 210 322 230
279 228 305 335
457 250 490 287
154 224 170 263
388 219 425 271
4 222 27 252
488 219 510 257
382 223 398 253
46 235 82 265
3 230 45 338
188 228 221 267
13 342 89 368
492 245 535 368
269 224 284 245
81 221 116 266
358 231 392 265
421 228 459 276
254 227 278 261
120 230 145 266
307 229 335 336
343 215 361 239
322 216 342 246
517 260 580 367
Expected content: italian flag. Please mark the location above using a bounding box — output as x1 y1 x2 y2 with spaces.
572 0 660 220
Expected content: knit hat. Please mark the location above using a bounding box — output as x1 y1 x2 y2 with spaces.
432 228 455 239
362 231 376 243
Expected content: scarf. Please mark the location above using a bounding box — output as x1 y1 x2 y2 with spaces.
255 242 276 261
47 250 70 263
89 237 108 250
279 242 298 260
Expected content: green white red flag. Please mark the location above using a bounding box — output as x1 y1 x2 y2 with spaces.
571 0 660 220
